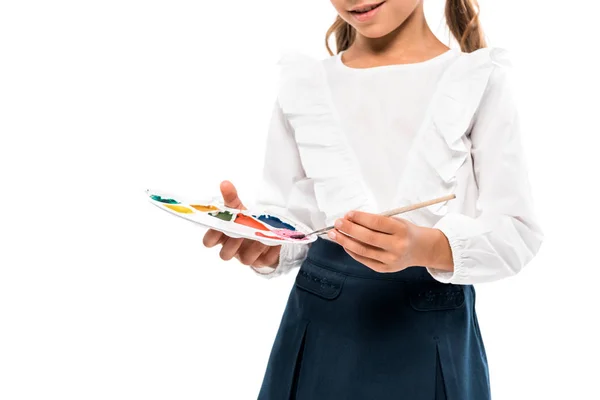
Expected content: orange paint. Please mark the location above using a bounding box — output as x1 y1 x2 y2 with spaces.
190 204 219 212
164 204 194 214
234 214 270 231
256 232 283 240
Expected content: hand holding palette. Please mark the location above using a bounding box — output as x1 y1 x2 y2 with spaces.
146 189 316 246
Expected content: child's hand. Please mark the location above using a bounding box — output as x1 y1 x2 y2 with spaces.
327 211 451 273
202 180 281 268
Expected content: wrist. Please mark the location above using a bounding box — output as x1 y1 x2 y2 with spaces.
429 228 454 271
413 226 454 272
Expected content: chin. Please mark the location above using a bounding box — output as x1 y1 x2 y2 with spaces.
354 25 395 39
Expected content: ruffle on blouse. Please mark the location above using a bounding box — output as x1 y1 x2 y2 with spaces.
277 53 378 227
392 47 511 226
276 48 510 229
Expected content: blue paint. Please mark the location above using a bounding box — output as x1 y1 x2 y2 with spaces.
253 214 296 231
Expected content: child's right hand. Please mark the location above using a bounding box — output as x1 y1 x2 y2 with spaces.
202 180 281 269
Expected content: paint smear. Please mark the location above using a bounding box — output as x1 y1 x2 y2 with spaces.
256 232 283 240
191 204 219 212
253 214 296 231
151 194 179 204
272 228 309 241
234 214 270 231
164 204 193 214
209 211 234 221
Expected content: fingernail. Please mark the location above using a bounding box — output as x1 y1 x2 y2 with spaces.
334 219 342 228
347 211 355 219
328 230 337 240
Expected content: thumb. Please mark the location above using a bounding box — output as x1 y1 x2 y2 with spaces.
220 180 246 210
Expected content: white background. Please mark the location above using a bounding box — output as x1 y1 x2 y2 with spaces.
1 0 598 399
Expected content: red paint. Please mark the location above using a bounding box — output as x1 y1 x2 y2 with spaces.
234 214 270 231
256 232 283 240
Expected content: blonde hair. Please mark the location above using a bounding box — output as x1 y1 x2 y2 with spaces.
325 0 486 55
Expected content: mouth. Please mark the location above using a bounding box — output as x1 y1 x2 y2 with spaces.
349 1 385 14
348 1 385 22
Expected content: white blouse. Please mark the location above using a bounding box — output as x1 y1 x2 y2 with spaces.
248 47 544 285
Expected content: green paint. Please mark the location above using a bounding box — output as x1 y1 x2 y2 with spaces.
150 194 179 204
210 210 234 221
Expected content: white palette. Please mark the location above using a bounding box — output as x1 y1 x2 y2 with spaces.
146 189 316 246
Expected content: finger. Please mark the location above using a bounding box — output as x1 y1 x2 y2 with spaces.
346 211 399 234
220 180 246 210
334 217 396 250
234 239 256 263
203 229 225 248
238 239 269 266
344 247 389 273
219 236 245 260
329 229 394 265
256 245 281 268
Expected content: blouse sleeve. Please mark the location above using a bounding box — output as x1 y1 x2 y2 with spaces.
427 61 544 284
247 99 314 278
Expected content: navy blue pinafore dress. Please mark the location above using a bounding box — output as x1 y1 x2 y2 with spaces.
257 237 490 399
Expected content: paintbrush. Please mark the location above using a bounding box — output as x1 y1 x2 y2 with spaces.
290 194 456 239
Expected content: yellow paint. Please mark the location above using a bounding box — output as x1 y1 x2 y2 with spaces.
191 204 219 212
165 204 194 214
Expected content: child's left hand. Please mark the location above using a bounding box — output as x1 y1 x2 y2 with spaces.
327 210 448 273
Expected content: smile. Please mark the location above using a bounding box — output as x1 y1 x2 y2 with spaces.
349 1 384 13
348 1 385 22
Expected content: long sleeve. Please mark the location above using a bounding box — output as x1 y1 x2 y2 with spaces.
427 61 544 284
248 100 315 278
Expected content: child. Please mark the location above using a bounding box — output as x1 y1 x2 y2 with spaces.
203 0 544 398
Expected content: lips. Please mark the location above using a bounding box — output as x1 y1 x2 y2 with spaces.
348 1 384 22
349 1 384 14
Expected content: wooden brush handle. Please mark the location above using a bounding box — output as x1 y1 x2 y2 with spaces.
379 194 456 217
307 194 456 237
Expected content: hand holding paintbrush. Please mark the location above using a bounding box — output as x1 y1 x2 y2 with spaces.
297 193 457 274
291 194 456 239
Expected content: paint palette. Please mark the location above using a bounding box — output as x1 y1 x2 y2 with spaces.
146 189 316 246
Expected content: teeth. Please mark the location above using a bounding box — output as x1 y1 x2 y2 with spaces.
354 3 379 13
